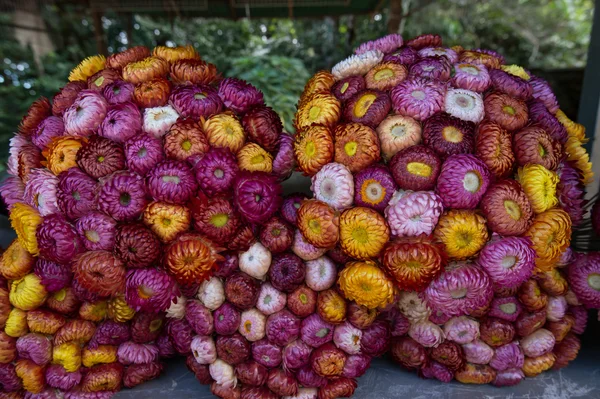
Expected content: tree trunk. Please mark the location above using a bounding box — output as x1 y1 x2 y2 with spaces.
12 0 54 74
387 0 403 34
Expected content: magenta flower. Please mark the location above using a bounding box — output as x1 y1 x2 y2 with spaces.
252 339 283 368
557 161 586 227
490 342 524 371
214 302 241 336
436 154 491 209
529 76 559 114
63 90 108 137
462 339 494 365
147 160 197 204
385 190 443 237
103 80 135 105
0 176 25 210
89 320 131 348
194 147 239 196
423 262 493 317
451 62 491 92
23 168 59 216
36 213 84 263
489 68 532 100
170 84 223 119
97 171 148 221
33 259 72 292
528 100 567 143
167 318 194 355
520 328 556 357
45 364 82 390
32 116 64 149
185 300 214 336
477 236 535 290
488 297 523 322
384 46 418 65
218 78 264 114
419 47 458 63
569 305 588 334
493 368 524 387
272 133 296 180
332 76 366 102
408 320 444 348
125 268 180 313
390 77 446 121
355 33 403 54
300 313 334 348
281 193 307 226
118 341 159 365
16 333 52 366
75 211 117 251
420 361 453 383
131 312 165 343
7 133 29 176
99 101 142 142
233 171 282 224
266 309 301 347
353 164 397 212
361 320 391 357
123 361 163 388
56 167 97 220
409 56 453 81
124 133 165 176
443 316 480 345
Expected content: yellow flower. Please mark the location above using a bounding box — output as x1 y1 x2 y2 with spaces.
517 164 559 214
42 136 85 175
153 45 199 64
9 274 47 311
500 64 530 80
9 203 42 256
53 341 82 372
0 239 35 280
338 261 395 309
79 300 108 322
300 70 336 102
339 207 389 260
434 210 489 260
564 135 593 185
237 143 273 173
317 289 348 324
82 345 118 368
108 295 136 322
5 308 28 337
143 201 191 243
556 109 586 142
204 113 246 154
69 55 106 82
295 92 341 131
525 208 571 273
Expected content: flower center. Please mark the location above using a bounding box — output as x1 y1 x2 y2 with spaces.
454 95 473 109
499 302 517 314
462 171 481 193
538 143 547 157
316 328 330 338
411 90 426 101
294 202 301 209
351 227 369 244
587 273 600 291
344 141 358 156
454 230 473 249
72 191 81 201
194 92 206 100
54 289 67 301
94 76 105 87
251 154 265 165
391 124 406 138
162 175 181 184
254 194 262 203
97 155 105 163
340 82 349 94
244 320 252 332
362 180 385 203
502 105 516 116
210 213 229 228
120 192 131 206
149 319 163 332
113 86 121 94
503 200 521 220
137 147 147 158
406 162 432 177
501 255 517 269
85 230 100 243
181 140 192 151
308 106 321 121
213 168 224 179
137 285 154 299
459 65 480 76
442 126 463 143
263 294 272 305
374 68 394 81
450 288 468 299
354 93 377 118
271 228 281 237
308 219 321 234
305 141 316 157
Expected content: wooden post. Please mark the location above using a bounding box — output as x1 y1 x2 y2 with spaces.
387 0 402 34
92 10 108 56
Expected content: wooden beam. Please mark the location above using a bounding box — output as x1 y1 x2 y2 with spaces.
387 0 402 34
91 10 108 56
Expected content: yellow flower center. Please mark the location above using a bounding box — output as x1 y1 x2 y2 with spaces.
459 64 479 75
502 105 516 116
97 155 105 163
309 106 321 121
501 255 517 269
354 93 377 118
181 140 192 151
538 144 547 157
374 68 394 81
162 218 172 227
210 213 229 228
340 82 349 94
442 126 463 143
194 92 206 100
94 76 105 87
454 230 473 249
407 162 432 177
305 141 316 157
503 200 521 220
54 289 67 301
351 227 369 244
251 154 265 165
344 141 358 156
85 230 100 243
308 219 321 234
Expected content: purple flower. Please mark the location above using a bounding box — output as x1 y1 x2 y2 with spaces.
528 100 567 143
32 116 64 149
193 147 239 196
156 333 176 358
493 368 524 387
300 313 334 348
103 80 135 105
214 302 241 336
557 161 586 227
419 47 459 63
281 193 307 226
451 62 491 92
489 68 532 100
266 309 301 347
218 78 264 114
185 300 214 336
0 363 21 392
420 361 454 383
390 77 446 121
490 342 524 371
0 176 25 210
529 76 559 114
488 297 523 322
233 171 282 225
23 168 59 216
353 164 397 212
477 236 535 290
436 154 491 209
342 354 371 378
462 339 494 364
167 318 194 355
99 101 142 142
384 46 418 65
332 76 366 102
16 333 52 366
443 316 480 344
520 328 556 357
33 259 72 292
118 341 159 365
170 84 223 119
283 339 312 370
36 213 84 263
57 167 98 220
252 339 282 368
272 133 296 180
355 34 403 55
75 211 117 251
45 364 82 390
410 56 453 81
124 133 166 176
63 90 108 137
147 160 197 204
361 320 390 357
125 268 180 313
97 171 148 221
296 365 327 388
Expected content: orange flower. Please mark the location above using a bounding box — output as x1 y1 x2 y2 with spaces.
365 62 408 91
339 207 389 260
79 300 109 322
15 359 45 393
171 59 219 85
82 345 118 368
564 135 593 185
294 125 335 176
164 118 210 161
317 289 347 324
143 201 191 242
204 113 246 154
300 71 336 103
165 233 223 286
295 93 341 131
524 208 571 273
153 45 199 64
106 46 151 70
556 109 586 142
522 352 556 377
334 123 381 173
26 309 65 335
338 261 395 309
123 56 169 84
0 239 34 280
42 136 85 175
297 199 339 249
133 78 171 108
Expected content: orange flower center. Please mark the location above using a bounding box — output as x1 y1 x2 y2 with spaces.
244 320 252 332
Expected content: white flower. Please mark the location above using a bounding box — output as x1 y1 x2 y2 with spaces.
209 359 237 388
444 88 484 123
311 162 354 211
332 50 384 80
191 335 216 364
197 277 225 310
165 295 186 319
239 308 267 342
333 322 363 355
143 105 179 138
305 256 337 292
397 291 431 323
283 388 319 399
408 320 444 348
239 241 272 280
256 283 286 315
